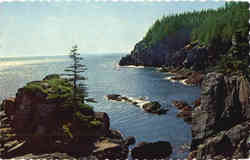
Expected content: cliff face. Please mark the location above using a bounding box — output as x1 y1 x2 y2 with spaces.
0 75 129 159
119 29 192 67
119 35 217 72
190 72 250 159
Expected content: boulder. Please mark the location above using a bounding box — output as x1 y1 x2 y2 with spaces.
108 129 124 140
106 95 168 115
172 100 189 110
186 72 204 86
124 136 136 146
193 97 201 108
13 152 78 159
2 98 16 118
94 112 110 131
142 101 168 114
131 141 172 159
93 139 129 160
142 101 161 111
106 94 122 101
177 110 192 123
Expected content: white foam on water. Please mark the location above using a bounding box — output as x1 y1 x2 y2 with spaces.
119 65 144 69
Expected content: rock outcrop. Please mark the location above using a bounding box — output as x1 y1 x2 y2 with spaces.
119 37 216 74
172 100 193 124
0 75 131 159
189 72 250 159
119 29 191 67
131 141 172 160
106 94 168 115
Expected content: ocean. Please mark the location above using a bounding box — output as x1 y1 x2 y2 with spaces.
0 54 200 159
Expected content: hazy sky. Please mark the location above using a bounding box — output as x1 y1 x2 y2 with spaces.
0 1 225 57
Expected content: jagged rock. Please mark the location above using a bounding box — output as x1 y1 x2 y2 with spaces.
2 98 16 119
0 110 7 118
106 94 123 101
185 72 204 86
193 97 201 108
124 136 136 146
131 141 172 160
94 112 110 133
0 75 129 159
13 152 78 159
119 29 191 67
172 100 193 123
106 94 168 115
177 110 192 124
190 72 250 159
142 101 167 114
93 139 129 160
108 129 124 140
172 100 189 110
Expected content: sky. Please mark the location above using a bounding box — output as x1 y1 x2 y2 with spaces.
0 1 226 57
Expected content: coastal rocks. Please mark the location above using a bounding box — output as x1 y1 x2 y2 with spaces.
119 29 191 67
106 94 123 101
106 94 168 115
12 152 79 159
142 101 168 114
124 136 136 146
0 109 26 158
185 71 204 86
2 97 16 119
0 75 131 159
93 139 129 160
119 36 211 74
131 141 173 159
172 100 192 124
190 72 250 159
162 67 204 86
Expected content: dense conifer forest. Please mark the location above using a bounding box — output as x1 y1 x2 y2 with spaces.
143 2 249 48
141 2 249 76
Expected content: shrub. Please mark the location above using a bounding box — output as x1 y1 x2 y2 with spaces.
62 122 73 139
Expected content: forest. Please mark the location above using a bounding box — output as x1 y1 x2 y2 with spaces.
142 2 249 76
143 2 249 48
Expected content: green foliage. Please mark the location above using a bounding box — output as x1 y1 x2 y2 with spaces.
64 45 88 106
62 123 73 139
79 103 93 111
75 111 102 128
191 2 249 47
23 77 73 100
75 111 93 122
215 31 250 77
89 120 102 128
142 2 249 50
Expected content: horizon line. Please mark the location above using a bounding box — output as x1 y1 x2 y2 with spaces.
0 52 128 58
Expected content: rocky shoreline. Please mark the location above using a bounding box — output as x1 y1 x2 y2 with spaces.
0 75 174 160
188 72 250 159
0 75 132 159
105 94 168 115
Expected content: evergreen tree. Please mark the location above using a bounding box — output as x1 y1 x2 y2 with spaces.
64 45 88 113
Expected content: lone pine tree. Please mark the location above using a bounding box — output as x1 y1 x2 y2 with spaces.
64 45 88 111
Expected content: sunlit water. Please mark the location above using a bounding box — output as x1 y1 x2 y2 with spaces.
0 54 200 159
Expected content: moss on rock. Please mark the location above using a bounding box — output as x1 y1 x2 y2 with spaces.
23 75 73 100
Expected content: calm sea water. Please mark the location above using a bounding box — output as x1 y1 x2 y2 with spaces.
0 54 200 159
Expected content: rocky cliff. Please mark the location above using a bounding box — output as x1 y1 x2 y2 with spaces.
119 29 192 67
0 74 130 159
189 72 250 159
